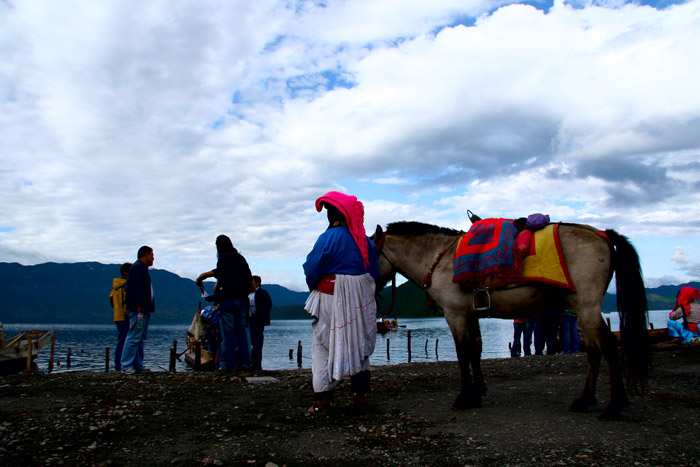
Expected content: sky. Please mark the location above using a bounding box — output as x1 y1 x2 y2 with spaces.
1 0 699 293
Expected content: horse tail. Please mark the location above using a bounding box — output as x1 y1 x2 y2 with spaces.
606 229 649 394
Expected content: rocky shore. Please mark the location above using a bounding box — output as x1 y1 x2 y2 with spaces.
1 345 699 466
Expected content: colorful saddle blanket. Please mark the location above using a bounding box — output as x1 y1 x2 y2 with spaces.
453 218 520 285
453 220 574 291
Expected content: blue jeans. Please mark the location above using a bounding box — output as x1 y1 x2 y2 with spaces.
511 322 524 357
120 312 151 371
249 319 266 370
560 315 580 353
218 299 251 369
524 318 536 356
114 319 130 371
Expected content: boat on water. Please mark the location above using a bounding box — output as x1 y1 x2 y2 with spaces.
184 306 218 371
0 329 55 375
377 318 399 335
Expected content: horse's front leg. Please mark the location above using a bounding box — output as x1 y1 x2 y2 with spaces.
467 315 487 397
450 313 484 410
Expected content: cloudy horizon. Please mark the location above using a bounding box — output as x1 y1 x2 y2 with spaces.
2 0 699 292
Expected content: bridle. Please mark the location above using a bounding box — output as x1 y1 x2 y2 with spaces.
375 232 397 315
375 230 463 309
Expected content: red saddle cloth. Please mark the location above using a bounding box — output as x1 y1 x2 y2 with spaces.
453 220 575 291
453 218 521 286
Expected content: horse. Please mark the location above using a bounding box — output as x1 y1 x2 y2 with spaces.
372 221 648 420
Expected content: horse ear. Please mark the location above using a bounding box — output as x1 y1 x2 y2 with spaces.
374 224 383 240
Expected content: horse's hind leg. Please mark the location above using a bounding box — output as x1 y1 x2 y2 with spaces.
569 344 601 413
598 330 629 420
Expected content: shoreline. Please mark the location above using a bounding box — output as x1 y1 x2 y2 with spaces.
2 345 699 466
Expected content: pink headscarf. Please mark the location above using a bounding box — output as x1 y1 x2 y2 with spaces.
315 191 370 269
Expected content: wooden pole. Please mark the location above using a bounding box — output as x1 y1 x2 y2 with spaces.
297 340 302 367
435 339 439 357
386 338 390 360
289 349 293 359
169 347 176 372
194 342 201 371
407 330 412 362
67 347 72 369
105 347 110 372
424 339 428 354
26 336 33 375
49 335 56 374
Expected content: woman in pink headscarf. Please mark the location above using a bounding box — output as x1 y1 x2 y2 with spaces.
303 191 379 414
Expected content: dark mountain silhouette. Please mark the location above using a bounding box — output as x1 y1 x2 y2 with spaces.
0 262 696 324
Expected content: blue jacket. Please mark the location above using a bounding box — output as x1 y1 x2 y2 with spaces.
303 226 379 289
125 260 155 313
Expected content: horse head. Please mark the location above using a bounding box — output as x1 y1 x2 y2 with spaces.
371 224 396 292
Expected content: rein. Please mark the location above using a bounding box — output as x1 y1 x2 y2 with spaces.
376 232 397 316
422 234 462 306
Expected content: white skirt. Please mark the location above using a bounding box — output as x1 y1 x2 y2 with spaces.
305 273 377 392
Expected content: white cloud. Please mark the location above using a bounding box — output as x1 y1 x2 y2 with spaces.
1 0 699 291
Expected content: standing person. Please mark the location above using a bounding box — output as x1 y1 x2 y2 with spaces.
667 286 700 343
109 262 131 371
511 318 525 358
523 316 537 356
248 275 273 371
303 191 379 414
121 246 155 373
196 235 253 371
559 308 581 354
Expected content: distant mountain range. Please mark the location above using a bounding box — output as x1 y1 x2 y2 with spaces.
0 262 697 324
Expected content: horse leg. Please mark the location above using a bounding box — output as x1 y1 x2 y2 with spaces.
598 330 629 420
467 315 487 397
569 344 600 413
451 336 483 410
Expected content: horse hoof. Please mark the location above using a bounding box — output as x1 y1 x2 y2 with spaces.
568 396 596 413
451 396 482 410
597 406 622 421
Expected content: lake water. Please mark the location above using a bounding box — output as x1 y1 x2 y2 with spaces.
2 310 671 373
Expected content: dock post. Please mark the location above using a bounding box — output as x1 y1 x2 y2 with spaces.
105 347 110 372
297 340 302 367
49 335 56 374
407 330 412 362
67 347 72 369
289 348 293 359
424 339 428 354
26 336 33 375
194 342 201 371
386 338 390 360
435 339 439 357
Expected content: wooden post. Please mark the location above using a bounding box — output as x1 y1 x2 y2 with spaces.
194 342 201 371
105 347 110 372
407 330 412 362
26 336 33 375
169 347 176 372
49 335 56 374
297 340 302 367
435 339 439 357
289 349 294 359
67 347 72 369
424 339 428 354
386 338 390 360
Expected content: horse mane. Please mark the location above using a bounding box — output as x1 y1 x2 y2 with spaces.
385 221 461 237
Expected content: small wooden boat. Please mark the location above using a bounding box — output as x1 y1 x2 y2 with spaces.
377 319 399 335
0 329 55 375
184 307 217 371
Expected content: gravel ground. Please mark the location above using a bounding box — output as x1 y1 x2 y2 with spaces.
1 344 699 466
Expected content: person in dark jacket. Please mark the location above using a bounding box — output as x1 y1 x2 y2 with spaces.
197 235 253 371
248 275 272 371
121 246 155 373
